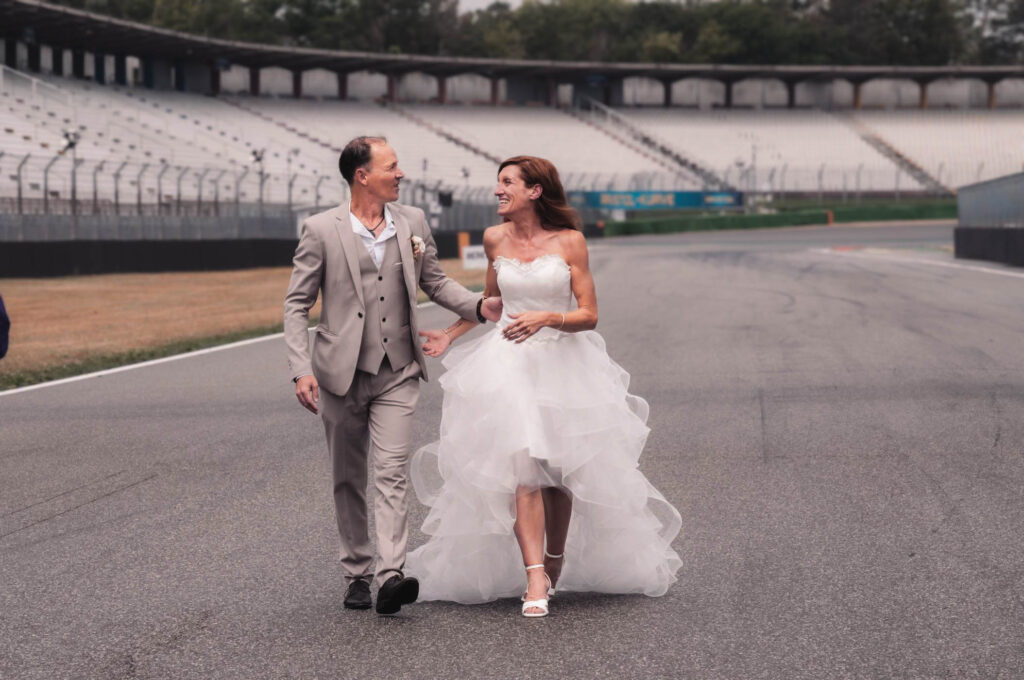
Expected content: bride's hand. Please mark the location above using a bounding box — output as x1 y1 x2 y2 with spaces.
503 311 556 343
418 329 452 357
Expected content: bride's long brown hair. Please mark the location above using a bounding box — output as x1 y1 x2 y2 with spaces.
498 156 581 231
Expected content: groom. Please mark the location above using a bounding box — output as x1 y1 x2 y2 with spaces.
284 136 501 614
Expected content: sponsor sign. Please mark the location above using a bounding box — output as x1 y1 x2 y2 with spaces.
569 191 743 211
461 244 488 270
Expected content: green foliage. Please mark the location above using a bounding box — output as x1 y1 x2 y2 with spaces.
41 0 1008 66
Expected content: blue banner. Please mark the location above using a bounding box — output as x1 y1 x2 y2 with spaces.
568 191 743 211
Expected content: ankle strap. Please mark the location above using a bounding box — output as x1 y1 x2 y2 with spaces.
525 563 545 571
544 550 564 559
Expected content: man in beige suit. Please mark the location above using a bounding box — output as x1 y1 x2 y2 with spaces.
284 136 501 615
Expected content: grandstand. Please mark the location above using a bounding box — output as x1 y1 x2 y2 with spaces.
1 0 1023 229
5 67 1022 216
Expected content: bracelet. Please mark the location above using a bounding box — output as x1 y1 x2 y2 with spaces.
558 313 565 330
442 327 453 340
475 295 487 323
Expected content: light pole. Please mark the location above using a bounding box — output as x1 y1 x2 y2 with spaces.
251 148 265 219
212 169 227 217
196 168 211 213
17 154 31 215
43 154 61 215
60 129 81 217
314 173 327 211
113 160 129 215
136 164 149 216
92 160 105 215
156 162 171 215
176 166 189 216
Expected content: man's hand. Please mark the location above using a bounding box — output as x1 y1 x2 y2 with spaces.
295 375 319 414
418 329 452 358
481 296 503 322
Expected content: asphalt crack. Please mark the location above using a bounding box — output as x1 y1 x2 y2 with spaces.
0 473 158 539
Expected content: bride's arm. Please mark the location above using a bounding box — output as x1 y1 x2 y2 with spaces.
502 230 597 343
420 229 504 356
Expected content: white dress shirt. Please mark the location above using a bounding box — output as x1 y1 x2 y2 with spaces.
350 206 397 269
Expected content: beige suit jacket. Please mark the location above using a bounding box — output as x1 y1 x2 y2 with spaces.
284 202 480 396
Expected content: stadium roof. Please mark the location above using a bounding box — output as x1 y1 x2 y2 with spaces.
3 0 1023 83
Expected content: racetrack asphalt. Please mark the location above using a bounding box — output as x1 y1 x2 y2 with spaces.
2 221 1023 679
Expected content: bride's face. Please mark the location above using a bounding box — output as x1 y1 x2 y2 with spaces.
495 165 540 218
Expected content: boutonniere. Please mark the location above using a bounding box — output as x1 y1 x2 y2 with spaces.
410 235 425 260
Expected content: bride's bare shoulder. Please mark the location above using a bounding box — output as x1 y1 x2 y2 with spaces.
558 229 589 266
483 224 509 255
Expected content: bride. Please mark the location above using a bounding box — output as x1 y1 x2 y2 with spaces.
408 156 682 617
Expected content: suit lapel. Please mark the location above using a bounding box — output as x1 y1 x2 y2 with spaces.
333 206 365 308
392 205 418 305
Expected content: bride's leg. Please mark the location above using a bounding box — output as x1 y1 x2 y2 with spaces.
513 485 548 613
541 487 572 588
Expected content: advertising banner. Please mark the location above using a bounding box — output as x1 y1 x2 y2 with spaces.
569 191 743 211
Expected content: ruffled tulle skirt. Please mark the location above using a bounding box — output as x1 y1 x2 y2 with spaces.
406 327 682 604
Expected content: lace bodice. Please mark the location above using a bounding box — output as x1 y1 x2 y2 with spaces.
494 254 573 339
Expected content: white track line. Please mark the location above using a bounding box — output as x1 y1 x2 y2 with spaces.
0 301 439 398
818 249 1024 281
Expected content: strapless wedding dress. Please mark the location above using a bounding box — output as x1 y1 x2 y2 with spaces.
406 253 682 604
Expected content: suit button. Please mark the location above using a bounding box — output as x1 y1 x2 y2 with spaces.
382 317 387 323
383 338 388 343
380 296 384 301
357 312 363 318
378 276 383 281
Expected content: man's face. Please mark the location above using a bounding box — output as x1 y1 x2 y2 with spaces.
357 143 404 203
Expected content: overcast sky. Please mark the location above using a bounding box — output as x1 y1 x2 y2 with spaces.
458 0 524 12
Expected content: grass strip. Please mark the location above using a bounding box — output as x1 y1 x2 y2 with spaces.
604 201 957 236
0 322 293 391
0 283 486 391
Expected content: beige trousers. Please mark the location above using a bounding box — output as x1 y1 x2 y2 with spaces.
319 357 421 588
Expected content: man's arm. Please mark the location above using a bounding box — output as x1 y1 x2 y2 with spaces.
416 225 481 321
283 221 323 384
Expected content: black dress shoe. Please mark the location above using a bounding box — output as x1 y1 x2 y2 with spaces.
344 579 372 610
375 574 419 615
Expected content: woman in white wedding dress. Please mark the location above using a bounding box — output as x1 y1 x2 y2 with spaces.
408 156 682 617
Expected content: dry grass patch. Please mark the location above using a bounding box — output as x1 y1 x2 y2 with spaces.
0 259 485 384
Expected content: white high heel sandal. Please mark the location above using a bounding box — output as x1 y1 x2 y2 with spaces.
544 549 564 597
521 564 550 618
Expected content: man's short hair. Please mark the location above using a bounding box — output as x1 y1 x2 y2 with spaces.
338 136 387 185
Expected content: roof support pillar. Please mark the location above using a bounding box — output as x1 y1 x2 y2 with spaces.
51 46 64 75
490 77 499 105
785 80 797 108
918 79 929 109
71 49 85 79
661 79 674 107
292 69 302 98
142 58 172 89
3 37 16 69
724 79 734 108
210 63 221 95
27 43 40 73
437 75 447 104
336 71 348 99
114 54 127 85
94 52 106 84
386 73 398 102
173 60 185 91
986 79 998 109
547 77 557 107
853 81 864 109
249 67 260 96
